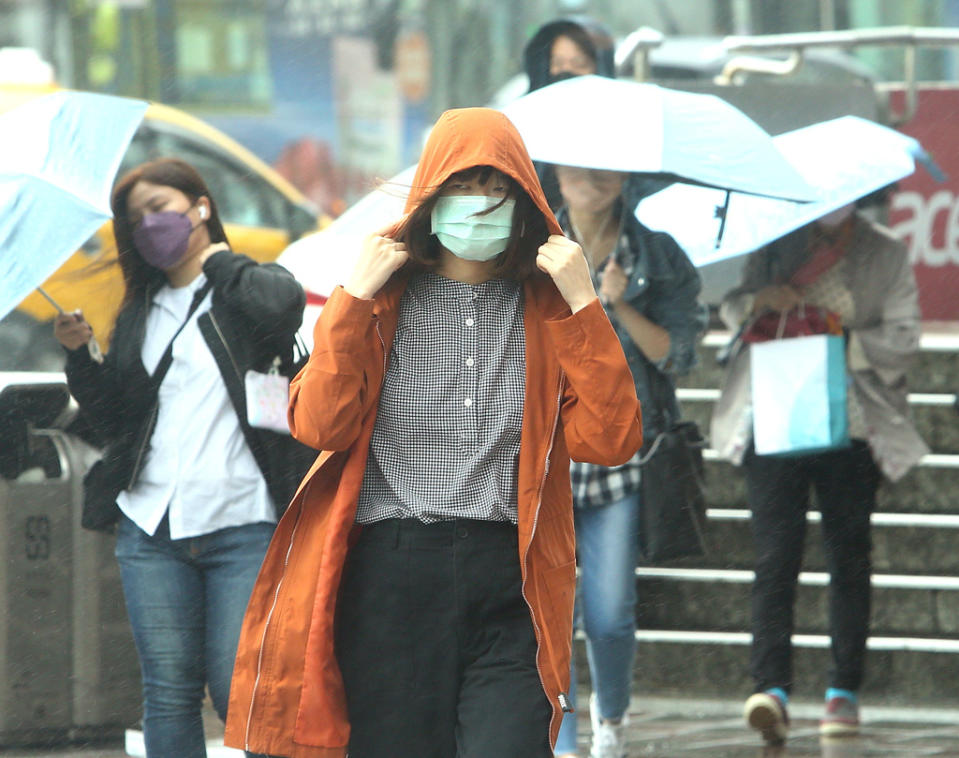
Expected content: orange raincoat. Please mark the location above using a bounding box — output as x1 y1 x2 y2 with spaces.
224 108 642 757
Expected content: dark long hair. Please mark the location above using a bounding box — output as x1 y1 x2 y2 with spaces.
111 158 228 311
393 166 550 281
523 17 616 92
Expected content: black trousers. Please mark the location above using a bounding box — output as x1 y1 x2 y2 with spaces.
334 518 552 758
742 441 881 694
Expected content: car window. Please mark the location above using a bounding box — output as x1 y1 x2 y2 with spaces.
117 130 155 179
148 129 283 229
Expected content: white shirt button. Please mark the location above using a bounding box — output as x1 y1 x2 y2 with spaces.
465 357 475 367
464 398 473 407
465 317 475 327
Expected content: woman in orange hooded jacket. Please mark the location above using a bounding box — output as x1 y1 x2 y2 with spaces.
224 107 642 758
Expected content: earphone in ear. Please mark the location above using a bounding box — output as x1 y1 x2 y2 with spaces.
198 206 208 220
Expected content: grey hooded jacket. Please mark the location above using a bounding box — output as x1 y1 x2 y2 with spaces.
711 214 928 481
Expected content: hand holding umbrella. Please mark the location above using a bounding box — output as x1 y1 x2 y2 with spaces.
43 287 103 362
53 309 92 349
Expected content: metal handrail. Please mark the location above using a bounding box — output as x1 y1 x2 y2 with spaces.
719 26 959 124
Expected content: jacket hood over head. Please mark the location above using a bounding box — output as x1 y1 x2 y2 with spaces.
523 17 616 92
403 107 562 237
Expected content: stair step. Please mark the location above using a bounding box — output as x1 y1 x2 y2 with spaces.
582 329 959 707
693 509 959 573
635 566 959 590
698 331 959 352
698 457 959 513
624 630 959 653
633 573 959 637
683 330 959 394
677 387 957 406
677 388 959 455
588 634 959 705
709 508 959 527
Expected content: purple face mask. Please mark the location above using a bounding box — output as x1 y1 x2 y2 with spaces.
133 210 195 269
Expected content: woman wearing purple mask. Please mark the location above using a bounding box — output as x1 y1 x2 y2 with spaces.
53 157 308 758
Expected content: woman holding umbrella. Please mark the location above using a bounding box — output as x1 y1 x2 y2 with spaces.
713 201 927 748
222 107 643 758
53 157 307 758
551 165 707 758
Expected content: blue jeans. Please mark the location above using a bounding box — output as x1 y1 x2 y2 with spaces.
555 493 639 755
115 514 274 758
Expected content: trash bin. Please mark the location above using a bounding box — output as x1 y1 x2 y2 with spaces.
0 373 140 747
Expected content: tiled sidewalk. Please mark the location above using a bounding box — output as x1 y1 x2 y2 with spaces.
6 697 959 757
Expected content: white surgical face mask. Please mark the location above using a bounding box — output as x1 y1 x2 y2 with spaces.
431 196 515 261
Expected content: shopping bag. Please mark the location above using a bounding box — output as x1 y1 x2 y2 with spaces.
750 333 849 456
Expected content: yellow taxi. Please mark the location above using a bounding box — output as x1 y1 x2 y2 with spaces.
0 84 319 369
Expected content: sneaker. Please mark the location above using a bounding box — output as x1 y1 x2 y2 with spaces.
589 692 628 758
819 696 860 737
744 691 789 745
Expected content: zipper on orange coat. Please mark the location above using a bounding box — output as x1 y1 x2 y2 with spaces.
520 369 569 730
242 312 388 750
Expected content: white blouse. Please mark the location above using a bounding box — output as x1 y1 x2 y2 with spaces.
116 274 275 539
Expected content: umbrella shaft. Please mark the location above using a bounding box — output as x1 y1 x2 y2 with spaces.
36 287 65 314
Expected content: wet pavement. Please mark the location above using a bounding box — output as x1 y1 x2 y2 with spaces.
614 697 959 756
4 696 959 757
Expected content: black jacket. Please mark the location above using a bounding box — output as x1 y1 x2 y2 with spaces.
66 250 313 517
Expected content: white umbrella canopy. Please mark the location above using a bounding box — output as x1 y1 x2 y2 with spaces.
278 166 416 348
635 115 938 273
500 74 815 202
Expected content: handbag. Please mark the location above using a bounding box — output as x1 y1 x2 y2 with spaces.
80 281 213 533
741 303 842 344
637 374 709 565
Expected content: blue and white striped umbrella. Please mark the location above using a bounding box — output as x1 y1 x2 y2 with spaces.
0 90 147 320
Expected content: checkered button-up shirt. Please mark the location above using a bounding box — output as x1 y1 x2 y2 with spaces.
355 271 526 524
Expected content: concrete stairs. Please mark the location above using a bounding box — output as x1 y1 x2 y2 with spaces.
612 330 959 706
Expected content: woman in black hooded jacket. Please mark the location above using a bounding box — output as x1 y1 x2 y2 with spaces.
522 17 616 210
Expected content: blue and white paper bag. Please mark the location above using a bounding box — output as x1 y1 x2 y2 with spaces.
750 334 849 456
